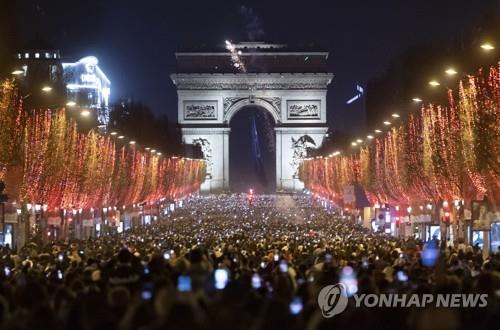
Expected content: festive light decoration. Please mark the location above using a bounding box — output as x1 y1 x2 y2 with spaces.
0 81 206 211
299 63 500 207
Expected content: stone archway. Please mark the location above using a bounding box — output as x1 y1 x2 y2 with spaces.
171 43 333 193
228 104 277 193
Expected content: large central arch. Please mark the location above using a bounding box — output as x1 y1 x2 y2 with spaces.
228 105 276 193
171 42 333 193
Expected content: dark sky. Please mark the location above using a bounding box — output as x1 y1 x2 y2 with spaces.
16 0 496 134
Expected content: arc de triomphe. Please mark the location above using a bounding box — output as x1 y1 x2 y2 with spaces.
171 42 333 192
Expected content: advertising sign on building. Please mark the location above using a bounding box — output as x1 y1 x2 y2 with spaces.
343 185 355 203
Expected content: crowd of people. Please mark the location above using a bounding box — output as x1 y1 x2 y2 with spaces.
0 194 498 330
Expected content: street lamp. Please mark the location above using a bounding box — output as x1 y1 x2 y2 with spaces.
480 43 494 51
374 129 382 133
391 113 400 118
11 69 24 75
428 80 440 87
445 68 458 76
412 97 422 103
41 86 53 93
383 121 391 126
66 101 77 107
80 109 91 117
129 140 136 145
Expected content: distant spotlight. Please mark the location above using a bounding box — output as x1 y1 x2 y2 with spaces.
480 43 494 51
367 135 374 139
80 109 91 117
66 101 76 107
391 113 400 118
11 69 24 75
41 86 52 92
118 135 125 139
110 132 118 136
445 68 458 75
351 142 358 146
129 140 136 145
412 97 422 103
356 139 363 143
383 121 391 125
374 129 382 133
428 80 440 87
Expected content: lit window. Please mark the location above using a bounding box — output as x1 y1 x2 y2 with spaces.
25 53 29 59
17 53 21 59
35 53 40 58
45 52 50 58
53 53 57 58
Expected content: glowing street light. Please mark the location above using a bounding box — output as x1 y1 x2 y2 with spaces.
11 69 24 75
412 97 422 103
480 43 494 51
391 113 400 118
157 152 162 156
445 68 457 76
145 147 150 150
351 142 358 146
383 121 391 126
367 135 374 139
66 101 77 107
118 135 125 139
428 80 440 87
41 86 52 92
356 139 363 143
151 149 156 153
110 132 118 136
129 140 136 145
80 109 91 117
374 129 382 133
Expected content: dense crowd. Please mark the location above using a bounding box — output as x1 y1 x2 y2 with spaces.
0 194 499 330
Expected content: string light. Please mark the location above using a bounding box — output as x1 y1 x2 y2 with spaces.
299 62 499 208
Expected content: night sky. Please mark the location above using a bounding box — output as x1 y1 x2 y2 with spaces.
16 0 497 134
